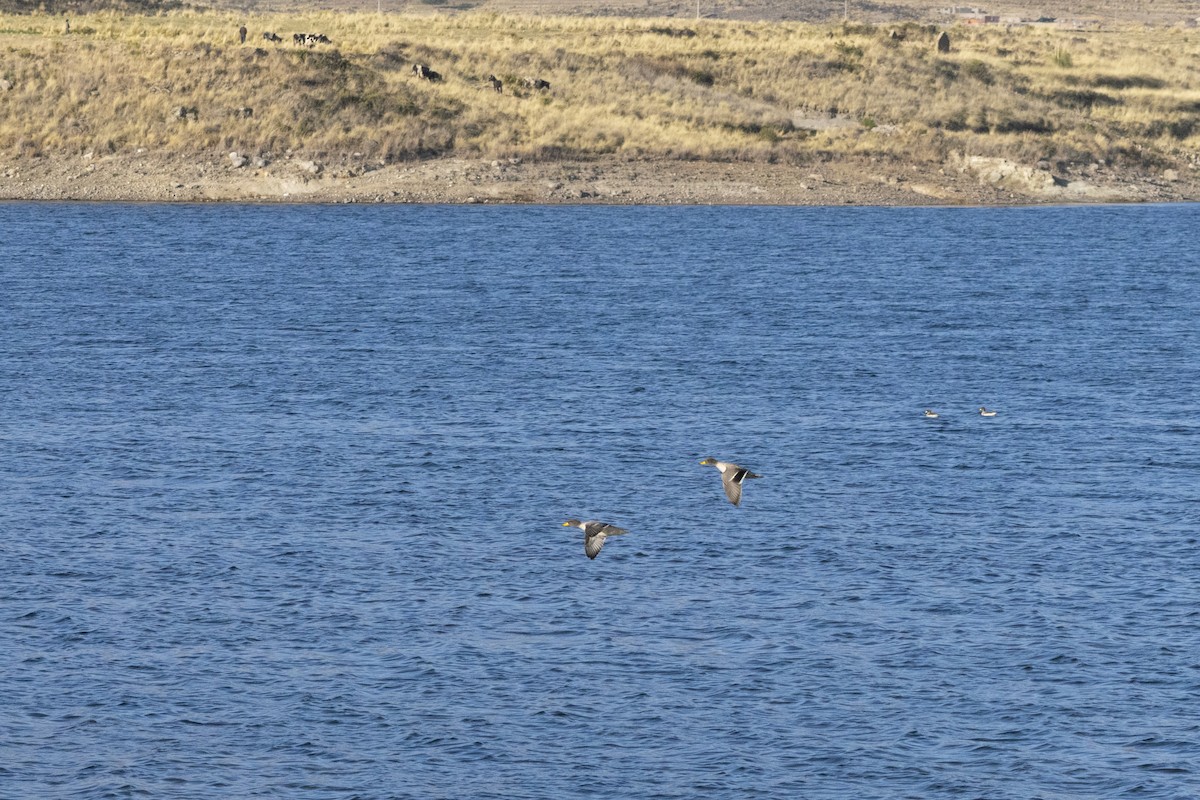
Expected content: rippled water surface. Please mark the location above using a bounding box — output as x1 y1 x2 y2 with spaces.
3 202 1200 799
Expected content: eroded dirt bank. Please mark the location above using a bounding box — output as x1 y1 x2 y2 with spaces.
2 153 1197 205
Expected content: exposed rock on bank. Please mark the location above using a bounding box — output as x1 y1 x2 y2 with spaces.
1 152 1196 206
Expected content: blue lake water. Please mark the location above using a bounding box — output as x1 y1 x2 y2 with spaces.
2 201 1199 799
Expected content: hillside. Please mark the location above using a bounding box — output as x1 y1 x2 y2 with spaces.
0 9 1197 203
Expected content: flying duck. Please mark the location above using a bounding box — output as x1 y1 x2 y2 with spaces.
562 519 629 559
699 458 761 506
923 409 940 418
979 406 998 417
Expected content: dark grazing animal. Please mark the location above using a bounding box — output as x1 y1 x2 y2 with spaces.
412 64 442 81
524 77 551 91
487 74 503 93
262 31 282 43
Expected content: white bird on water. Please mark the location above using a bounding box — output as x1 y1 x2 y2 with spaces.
923 409 940 419
979 406 998 417
562 519 629 560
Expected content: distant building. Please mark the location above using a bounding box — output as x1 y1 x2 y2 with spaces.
949 7 1000 23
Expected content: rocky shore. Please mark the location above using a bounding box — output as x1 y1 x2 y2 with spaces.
2 152 1198 206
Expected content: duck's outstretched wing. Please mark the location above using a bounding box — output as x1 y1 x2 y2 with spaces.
721 466 761 506
584 523 629 559
721 471 743 506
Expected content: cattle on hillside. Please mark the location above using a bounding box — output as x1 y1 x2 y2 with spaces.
412 64 442 81
294 33 332 47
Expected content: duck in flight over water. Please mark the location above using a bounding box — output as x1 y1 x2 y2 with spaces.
562 519 629 559
699 458 762 506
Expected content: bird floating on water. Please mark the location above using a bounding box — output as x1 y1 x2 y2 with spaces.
923 409 940 418
562 519 629 560
699 458 762 506
979 406 998 417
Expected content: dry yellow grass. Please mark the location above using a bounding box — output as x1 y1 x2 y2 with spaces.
0 10 1197 172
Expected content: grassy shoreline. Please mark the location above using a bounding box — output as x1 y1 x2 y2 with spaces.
0 10 1197 203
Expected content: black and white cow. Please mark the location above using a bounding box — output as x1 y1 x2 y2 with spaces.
294 33 331 47
412 64 442 81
